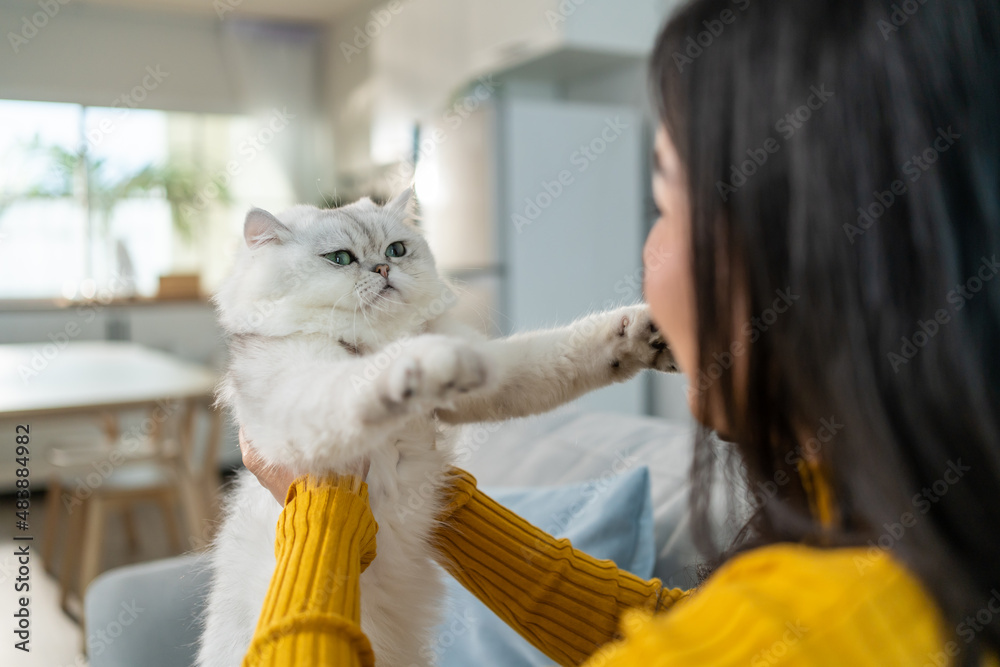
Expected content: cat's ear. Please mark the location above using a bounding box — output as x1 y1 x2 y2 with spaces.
384 187 414 222
244 208 291 248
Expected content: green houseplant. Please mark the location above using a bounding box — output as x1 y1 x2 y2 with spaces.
2 138 230 298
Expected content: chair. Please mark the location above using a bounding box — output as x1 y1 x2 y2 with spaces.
84 554 211 667
42 397 224 620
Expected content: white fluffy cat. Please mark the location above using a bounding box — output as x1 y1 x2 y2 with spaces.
197 188 678 667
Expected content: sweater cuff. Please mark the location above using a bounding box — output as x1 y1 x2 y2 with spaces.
258 475 378 628
436 467 479 522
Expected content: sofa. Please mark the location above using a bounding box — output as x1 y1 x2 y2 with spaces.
85 407 724 666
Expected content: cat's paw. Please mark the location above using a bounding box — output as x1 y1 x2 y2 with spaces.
606 304 679 374
379 336 491 412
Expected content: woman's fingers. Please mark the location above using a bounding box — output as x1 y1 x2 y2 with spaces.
237 426 370 504
238 426 254 466
238 427 295 505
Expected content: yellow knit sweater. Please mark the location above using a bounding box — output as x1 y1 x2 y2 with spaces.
243 469 982 667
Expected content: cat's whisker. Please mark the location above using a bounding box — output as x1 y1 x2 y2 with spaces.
331 291 351 313
370 290 400 309
352 300 360 344
359 298 376 331
327 292 353 338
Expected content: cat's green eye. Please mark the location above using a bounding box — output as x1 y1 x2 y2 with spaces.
324 250 354 266
385 241 406 258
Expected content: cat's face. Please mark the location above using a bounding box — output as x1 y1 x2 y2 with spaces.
215 189 446 337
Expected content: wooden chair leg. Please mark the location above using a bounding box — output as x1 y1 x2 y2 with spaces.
122 506 140 555
78 495 106 601
176 400 207 549
201 406 224 521
177 475 206 551
42 477 63 575
60 498 86 618
157 492 183 554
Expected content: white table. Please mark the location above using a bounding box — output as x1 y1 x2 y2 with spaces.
0 341 222 603
0 340 217 420
0 338 221 503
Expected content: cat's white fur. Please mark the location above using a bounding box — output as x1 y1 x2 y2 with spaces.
197 189 677 667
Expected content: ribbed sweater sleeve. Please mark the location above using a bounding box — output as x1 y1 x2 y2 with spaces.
433 467 690 666
240 467 967 666
243 475 378 667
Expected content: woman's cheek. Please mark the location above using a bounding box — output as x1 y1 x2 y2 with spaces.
643 217 698 381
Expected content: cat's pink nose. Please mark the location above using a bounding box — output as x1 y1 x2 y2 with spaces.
373 264 389 278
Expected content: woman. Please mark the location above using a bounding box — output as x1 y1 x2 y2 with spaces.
239 0 1000 664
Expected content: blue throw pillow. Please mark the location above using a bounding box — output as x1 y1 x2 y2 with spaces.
434 465 655 666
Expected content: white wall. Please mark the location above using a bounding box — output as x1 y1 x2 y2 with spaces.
2 1 239 113
0 0 330 202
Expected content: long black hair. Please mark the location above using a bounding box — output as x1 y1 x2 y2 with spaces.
650 0 1000 663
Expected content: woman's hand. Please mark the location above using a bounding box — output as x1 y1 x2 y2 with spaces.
238 427 370 505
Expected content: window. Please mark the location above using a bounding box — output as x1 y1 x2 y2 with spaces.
0 100 296 300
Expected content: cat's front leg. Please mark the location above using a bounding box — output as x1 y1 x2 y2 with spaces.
365 334 493 421
604 303 680 376
436 304 677 424
229 336 490 470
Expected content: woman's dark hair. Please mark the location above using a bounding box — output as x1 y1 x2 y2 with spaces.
650 0 1000 663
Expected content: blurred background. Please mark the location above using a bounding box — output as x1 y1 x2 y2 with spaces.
0 0 697 662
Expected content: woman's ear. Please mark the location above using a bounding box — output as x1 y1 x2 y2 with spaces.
244 208 291 248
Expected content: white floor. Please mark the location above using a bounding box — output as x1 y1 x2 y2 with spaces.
0 542 83 667
0 490 191 666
